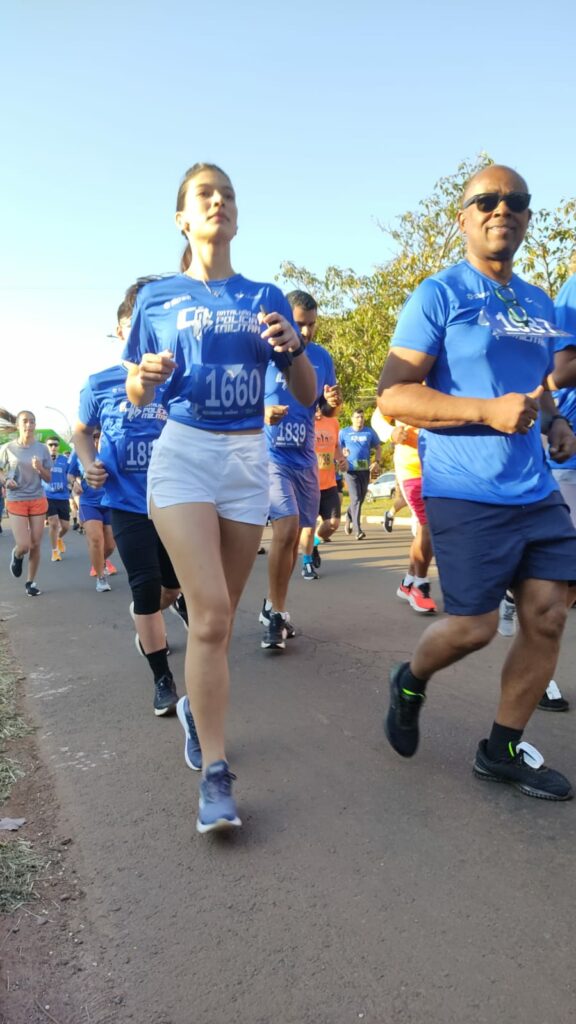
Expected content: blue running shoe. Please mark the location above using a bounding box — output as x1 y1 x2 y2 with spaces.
197 760 242 834
176 696 202 771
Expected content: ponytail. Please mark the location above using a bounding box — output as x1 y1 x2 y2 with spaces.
180 241 192 273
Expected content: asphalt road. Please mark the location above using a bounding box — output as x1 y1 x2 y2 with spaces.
2 521 576 1024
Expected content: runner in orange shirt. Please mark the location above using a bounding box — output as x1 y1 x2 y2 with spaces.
300 401 348 576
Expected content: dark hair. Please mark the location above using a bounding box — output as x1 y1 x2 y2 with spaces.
176 163 232 273
117 275 165 323
286 290 318 312
46 435 60 444
16 410 36 427
353 408 365 416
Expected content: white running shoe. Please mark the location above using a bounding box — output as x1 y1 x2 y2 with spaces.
498 598 516 637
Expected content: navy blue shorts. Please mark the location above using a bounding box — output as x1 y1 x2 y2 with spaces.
268 460 320 528
426 490 576 616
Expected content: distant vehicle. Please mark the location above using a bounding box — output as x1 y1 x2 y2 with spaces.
366 472 397 501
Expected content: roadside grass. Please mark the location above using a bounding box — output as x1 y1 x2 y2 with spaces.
341 494 411 519
0 629 43 913
0 841 44 912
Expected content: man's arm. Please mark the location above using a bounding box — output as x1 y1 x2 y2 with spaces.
539 386 576 462
547 346 576 390
72 423 109 489
378 348 543 435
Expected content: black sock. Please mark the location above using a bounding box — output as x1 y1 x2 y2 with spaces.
145 648 171 683
399 663 428 698
486 722 523 761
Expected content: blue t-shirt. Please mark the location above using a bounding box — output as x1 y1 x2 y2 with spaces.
390 260 573 504
122 274 293 432
338 426 380 471
550 275 576 470
264 341 335 468
78 364 168 514
68 450 106 506
43 454 70 500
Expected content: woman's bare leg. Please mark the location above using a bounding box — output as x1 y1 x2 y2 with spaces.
151 501 262 768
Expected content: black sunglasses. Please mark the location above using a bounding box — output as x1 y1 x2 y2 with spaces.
47 442 59 447
494 285 530 327
462 192 531 213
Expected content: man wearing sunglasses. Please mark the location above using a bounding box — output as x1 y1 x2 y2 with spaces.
378 164 576 802
43 436 71 563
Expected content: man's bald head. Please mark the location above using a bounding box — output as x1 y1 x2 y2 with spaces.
462 165 529 206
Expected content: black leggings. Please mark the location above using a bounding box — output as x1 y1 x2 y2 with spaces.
110 509 179 615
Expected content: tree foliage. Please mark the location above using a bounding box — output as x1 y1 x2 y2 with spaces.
279 156 576 420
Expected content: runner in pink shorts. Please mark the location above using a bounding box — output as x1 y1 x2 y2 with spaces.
391 422 437 614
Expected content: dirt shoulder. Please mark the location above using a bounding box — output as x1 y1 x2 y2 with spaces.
0 645 129 1024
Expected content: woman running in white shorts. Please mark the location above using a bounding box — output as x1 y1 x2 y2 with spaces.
124 163 316 833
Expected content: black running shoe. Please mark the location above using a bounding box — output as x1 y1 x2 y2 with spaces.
311 545 321 570
356 530 366 540
169 594 189 632
384 662 425 758
537 680 569 712
25 581 42 597
383 510 394 533
10 548 23 579
259 601 295 639
153 675 178 717
261 611 287 650
301 562 319 581
473 740 573 800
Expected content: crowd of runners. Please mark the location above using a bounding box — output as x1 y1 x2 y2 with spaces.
3 161 576 832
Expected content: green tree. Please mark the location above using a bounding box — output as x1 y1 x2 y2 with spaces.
519 200 576 298
280 156 493 416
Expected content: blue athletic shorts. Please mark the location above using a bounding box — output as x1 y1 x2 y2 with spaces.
79 499 111 526
426 490 576 616
268 460 320 528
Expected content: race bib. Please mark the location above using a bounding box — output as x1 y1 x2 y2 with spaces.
354 459 369 470
117 436 155 473
479 308 572 341
274 420 308 447
188 363 263 421
317 452 332 469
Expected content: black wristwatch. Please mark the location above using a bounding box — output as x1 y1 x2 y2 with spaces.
291 341 306 358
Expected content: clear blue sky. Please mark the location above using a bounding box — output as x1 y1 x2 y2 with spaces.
2 0 575 431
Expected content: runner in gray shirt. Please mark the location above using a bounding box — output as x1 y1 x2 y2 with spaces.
0 411 52 595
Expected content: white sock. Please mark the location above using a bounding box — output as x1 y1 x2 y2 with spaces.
413 577 429 588
402 574 414 586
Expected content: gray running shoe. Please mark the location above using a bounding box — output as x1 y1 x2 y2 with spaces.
498 598 516 637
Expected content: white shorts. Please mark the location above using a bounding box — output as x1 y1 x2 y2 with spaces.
147 420 270 526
